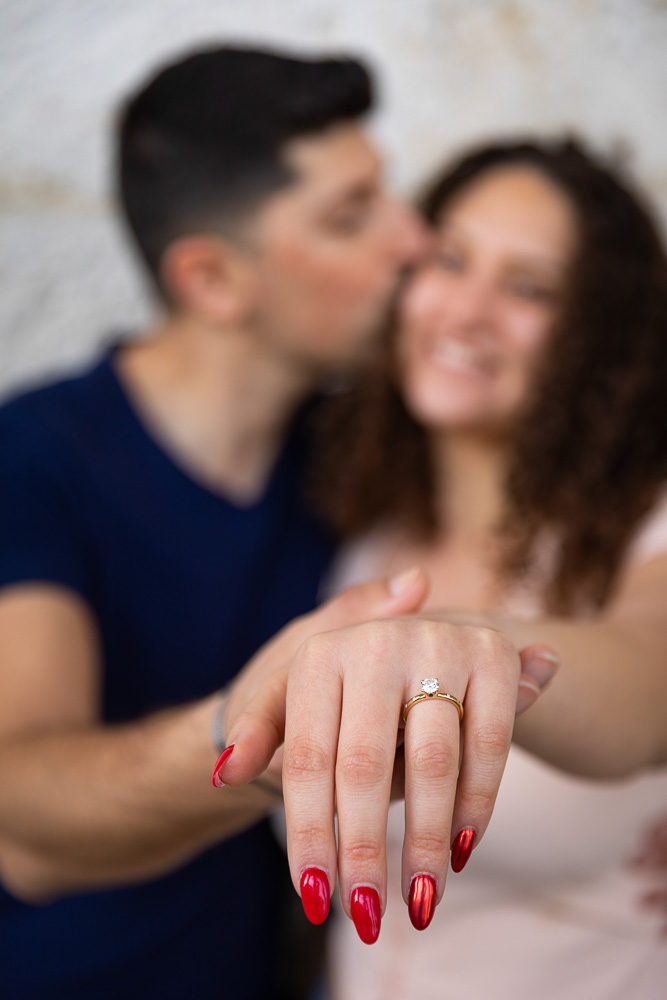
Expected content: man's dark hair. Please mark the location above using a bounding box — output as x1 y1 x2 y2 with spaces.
117 46 373 292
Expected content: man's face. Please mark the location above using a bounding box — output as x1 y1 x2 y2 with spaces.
242 123 427 375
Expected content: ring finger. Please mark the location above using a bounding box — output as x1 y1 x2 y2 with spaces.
402 676 464 930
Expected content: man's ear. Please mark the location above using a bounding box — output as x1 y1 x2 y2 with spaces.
159 235 257 325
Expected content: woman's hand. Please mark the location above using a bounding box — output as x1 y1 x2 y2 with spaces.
215 568 430 788
217 592 558 940
279 619 556 940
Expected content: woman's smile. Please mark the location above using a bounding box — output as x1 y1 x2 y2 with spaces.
397 165 576 434
428 335 498 379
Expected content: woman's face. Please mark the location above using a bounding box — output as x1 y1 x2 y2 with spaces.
397 165 578 437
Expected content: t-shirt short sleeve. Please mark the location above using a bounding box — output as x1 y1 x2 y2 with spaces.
0 404 87 596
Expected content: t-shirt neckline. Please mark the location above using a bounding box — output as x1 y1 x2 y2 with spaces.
99 344 297 513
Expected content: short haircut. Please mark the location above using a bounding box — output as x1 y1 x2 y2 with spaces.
117 46 373 292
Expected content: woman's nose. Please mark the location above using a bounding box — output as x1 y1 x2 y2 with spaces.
442 273 496 331
403 268 495 332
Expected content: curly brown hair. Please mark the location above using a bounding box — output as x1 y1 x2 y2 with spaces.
311 138 667 613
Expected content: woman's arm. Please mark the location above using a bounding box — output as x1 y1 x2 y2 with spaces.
219 554 666 935
448 553 667 778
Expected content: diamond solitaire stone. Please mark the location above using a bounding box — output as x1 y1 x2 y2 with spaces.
421 678 439 695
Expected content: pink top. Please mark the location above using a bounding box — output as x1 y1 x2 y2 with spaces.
328 493 667 1000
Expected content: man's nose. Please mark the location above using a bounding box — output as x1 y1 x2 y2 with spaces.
388 201 433 266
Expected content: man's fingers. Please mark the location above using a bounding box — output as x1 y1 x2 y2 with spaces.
518 644 560 688
515 645 560 716
313 568 429 634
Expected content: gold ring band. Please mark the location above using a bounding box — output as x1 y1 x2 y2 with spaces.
402 679 464 725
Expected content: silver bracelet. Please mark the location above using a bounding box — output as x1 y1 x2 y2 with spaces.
211 689 229 754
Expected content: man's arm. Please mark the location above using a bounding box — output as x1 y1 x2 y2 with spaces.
0 573 429 904
0 585 278 903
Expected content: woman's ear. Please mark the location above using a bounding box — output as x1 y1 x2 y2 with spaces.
159 234 258 325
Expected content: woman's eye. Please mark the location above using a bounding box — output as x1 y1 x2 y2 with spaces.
328 207 370 234
510 282 553 302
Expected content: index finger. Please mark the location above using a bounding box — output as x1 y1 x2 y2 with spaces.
282 633 343 927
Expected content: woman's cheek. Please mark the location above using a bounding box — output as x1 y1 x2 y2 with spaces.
506 307 554 356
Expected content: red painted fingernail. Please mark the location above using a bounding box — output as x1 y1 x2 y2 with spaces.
300 868 330 925
451 828 476 872
211 745 235 788
408 874 436 930
350 886 381 944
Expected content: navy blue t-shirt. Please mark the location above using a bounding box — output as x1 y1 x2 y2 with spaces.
0 350 335 999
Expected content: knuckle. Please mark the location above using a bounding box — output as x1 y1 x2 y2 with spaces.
297 633 326 663
294 633 341 677
478 628 520 669
337 745 387 787
343 841 384 867
290 823 330 854
410 741 458 781
283 739 331 781
461 785 497 817
469 724 512 760
283 616 310 650
409 829 450 857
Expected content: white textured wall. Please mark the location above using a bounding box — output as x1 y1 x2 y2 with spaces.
1 0 666 397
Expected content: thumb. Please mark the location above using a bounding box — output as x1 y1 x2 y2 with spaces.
213 673 288 788
515 645 560 716
314 566 429 632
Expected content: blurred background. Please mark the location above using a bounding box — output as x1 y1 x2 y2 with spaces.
1 0 666 398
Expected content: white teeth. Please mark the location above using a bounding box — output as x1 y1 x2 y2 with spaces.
431 338 484 373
